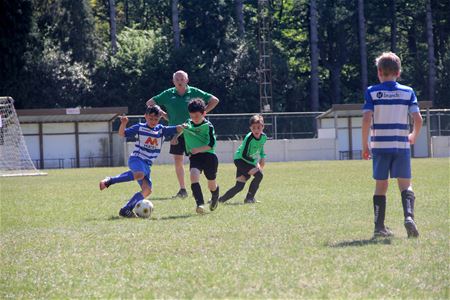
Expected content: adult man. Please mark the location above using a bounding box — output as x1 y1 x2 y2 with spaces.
146 70 219 198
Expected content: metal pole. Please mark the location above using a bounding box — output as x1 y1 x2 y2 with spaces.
427 108 431 158
438 113 441 136
274 114 278 140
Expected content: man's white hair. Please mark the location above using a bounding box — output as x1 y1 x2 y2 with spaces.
173 70 189 80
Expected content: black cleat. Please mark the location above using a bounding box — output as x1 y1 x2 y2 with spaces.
373 226 394 238
404 217 419 238
119 208 137 218
244 197 259 204
173 189 188 199
209 197 219 211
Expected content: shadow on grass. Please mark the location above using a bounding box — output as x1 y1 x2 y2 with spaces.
223 202 246 206
149 196 176 201
328 237 392 248
157 214 192 221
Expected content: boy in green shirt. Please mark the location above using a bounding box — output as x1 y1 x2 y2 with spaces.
219 115 267 204
183 98 220 214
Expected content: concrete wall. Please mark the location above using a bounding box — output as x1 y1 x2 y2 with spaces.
125 138 337 165
431 136 450 158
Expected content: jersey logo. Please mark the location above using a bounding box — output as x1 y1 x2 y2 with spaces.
145 137 159 146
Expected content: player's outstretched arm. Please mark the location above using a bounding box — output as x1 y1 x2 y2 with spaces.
118 115 129 137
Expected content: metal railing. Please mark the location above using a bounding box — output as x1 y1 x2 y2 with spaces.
116 109 450 140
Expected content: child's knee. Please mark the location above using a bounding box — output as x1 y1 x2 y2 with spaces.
133 172 145 180
142 187 152 198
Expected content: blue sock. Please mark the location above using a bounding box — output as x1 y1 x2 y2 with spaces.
123 192 144 210
110 171 134 185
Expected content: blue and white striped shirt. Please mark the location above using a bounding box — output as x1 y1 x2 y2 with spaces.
363 81 420 154
125 123 177 165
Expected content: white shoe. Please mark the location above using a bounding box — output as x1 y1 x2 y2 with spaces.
196 205 205 214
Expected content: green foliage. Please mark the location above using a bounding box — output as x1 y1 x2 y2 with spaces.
1 159 448 298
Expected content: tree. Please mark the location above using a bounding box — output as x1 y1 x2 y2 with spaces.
390 0 397 52
235 0 245 37
357 0 367 93
426 0 436 105
309 0 319 111
172 0 180 49
109 0 117 54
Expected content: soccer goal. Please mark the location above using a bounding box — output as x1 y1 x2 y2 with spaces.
0 97 46 177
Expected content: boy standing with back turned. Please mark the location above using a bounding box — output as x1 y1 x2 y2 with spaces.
362 52 423 238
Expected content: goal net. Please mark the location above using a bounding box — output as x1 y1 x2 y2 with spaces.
0 97 46 177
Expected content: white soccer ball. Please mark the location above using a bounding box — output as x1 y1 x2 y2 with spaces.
134 199 153 218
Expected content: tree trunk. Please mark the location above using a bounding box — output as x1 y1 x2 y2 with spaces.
109 0 117 54
309 0 319 111
426 0 436 105
236 0 245 37
172 0 180 49
358 0 367 93
390 0 397 52
330 65 341 104
125 0 129 26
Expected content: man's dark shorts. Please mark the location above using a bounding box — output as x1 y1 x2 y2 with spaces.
169 134 186 155
234 159 255 180
189 152 219 180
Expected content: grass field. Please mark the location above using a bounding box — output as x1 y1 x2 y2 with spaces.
1 159 449 298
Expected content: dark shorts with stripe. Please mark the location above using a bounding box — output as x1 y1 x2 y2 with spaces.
169 134 186 155
234 159 255 180
189 152 218 180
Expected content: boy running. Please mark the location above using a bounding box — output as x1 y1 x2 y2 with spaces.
219 114 266 204
99 106 183 218
182 98 220 214
362 52 423 238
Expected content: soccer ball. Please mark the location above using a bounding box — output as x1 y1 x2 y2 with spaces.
134 199 153 218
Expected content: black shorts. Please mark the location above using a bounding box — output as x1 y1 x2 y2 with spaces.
169 134 186 155
234 159 255 180
189 152 218 180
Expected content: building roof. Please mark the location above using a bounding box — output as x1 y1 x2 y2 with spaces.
316 102 432 119
17 107 128 123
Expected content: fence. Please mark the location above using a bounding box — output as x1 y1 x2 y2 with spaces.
118 109 450 140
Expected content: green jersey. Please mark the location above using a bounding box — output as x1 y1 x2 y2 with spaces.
152 85 212 125
183 119 216 155
234 132 267 165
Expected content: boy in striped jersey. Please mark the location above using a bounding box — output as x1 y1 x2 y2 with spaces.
219 114 266 204
182 98 220 214
99 106 184 218
362 52 423 238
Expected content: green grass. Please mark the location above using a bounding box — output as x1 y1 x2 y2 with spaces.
1 159 449 298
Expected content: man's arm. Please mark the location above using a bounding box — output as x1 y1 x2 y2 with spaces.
409 112 423 144
362 110 372 160
146 98 169 121
205 96 219 114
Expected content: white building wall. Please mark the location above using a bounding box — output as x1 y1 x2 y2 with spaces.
125 138 337 165
431 136 450 158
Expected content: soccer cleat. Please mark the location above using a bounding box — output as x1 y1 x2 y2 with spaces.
209 197 219 211
119 207 137 218
244 197 259 204
404 217 419 238
373 226 394 238
99 177 112 191
196 205 205 214
173 189 188 199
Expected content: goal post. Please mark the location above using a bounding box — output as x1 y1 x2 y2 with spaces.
0 97 46 177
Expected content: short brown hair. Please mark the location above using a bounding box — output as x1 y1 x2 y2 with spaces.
188 98 206 113
376 52 401 77
249 114 264 126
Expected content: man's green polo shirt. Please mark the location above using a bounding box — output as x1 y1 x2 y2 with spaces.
153 86 212 125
